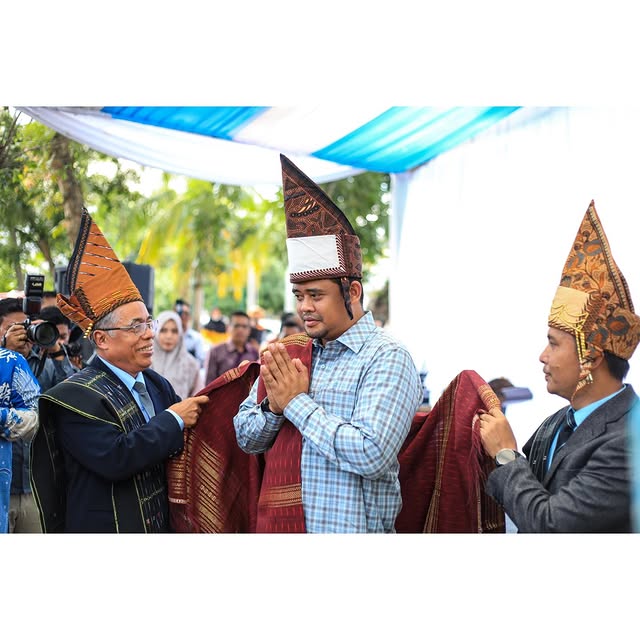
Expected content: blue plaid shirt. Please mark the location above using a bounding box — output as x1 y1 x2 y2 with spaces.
234 312 422 533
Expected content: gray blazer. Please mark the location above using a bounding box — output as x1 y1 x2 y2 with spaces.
486 384 638 533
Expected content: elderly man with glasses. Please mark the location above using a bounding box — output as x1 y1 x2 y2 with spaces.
31 211 209 533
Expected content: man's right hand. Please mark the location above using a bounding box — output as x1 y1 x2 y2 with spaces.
169 395 209 428
478 407 518 458
2 322 31 356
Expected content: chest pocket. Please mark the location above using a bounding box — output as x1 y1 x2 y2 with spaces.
311 379 359 419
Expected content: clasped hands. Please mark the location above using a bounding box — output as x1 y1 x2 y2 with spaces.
260 342 309 414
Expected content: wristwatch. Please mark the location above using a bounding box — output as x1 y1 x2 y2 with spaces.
260 397 283 416
494 448 522 466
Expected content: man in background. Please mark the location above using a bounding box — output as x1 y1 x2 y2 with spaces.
204 310 258 385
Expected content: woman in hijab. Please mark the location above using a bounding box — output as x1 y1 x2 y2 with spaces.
151 310 203 399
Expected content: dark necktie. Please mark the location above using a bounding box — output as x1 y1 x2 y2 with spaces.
555 407 577 453
133 380 156 419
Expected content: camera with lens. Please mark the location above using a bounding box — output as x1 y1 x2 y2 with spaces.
21 274 59 348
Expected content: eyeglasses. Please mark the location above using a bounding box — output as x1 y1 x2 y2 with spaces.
99 319 158 336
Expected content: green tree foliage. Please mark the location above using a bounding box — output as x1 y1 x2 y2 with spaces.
1 112 391 320
0 109 67 290
321 171 391 273
137 179 286 319
0 109 154 293
137 178 246 315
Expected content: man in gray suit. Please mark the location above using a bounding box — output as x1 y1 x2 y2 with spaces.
478 200 640 532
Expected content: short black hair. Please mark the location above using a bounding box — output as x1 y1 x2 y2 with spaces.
331 277 364 304
38 305 71 327
604 351 630 381
280 311 299 329
330 277 364 319
0 298 22 321
230 311 250 321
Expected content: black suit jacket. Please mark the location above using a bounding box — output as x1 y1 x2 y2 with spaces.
487 384 637 533
33 358 184 533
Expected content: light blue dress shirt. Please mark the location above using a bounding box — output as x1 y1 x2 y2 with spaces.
98 357 184 429
546 385 625 469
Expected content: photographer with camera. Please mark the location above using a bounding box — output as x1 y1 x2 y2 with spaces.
0 291 76 390
36 305 81 380
0 277 77 533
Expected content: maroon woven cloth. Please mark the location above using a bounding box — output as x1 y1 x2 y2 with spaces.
395 369 505 533
167 335 312 534
168 361 504 534
254 335 312 533
167 360 263 533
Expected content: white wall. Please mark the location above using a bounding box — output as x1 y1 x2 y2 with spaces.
389 107 640 447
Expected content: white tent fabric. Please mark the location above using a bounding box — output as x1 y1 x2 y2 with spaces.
18 107 362 186
17 106 520 186
391 106 640 444
18 105 640 442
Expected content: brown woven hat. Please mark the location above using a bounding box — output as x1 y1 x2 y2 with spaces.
56 208 143 336
281 154 362 283
548 200 640 390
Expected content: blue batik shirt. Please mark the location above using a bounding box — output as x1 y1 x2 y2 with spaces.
234 311 422 533
0 348 40 533
10 350 76 496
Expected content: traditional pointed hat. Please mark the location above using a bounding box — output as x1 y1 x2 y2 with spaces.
280 154 362 317
548 200 640 390
281 154 362 282
56 208 143 336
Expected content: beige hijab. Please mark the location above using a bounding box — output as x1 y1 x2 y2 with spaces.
151 310 201 398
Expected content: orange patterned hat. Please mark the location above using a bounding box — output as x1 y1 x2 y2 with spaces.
281 154 362 283
548 200 640 389
56 209 143 336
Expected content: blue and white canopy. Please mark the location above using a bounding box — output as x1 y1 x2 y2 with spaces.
17 105 640 434
18 106 520 185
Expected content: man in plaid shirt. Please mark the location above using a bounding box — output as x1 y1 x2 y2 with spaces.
234 156 422 532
